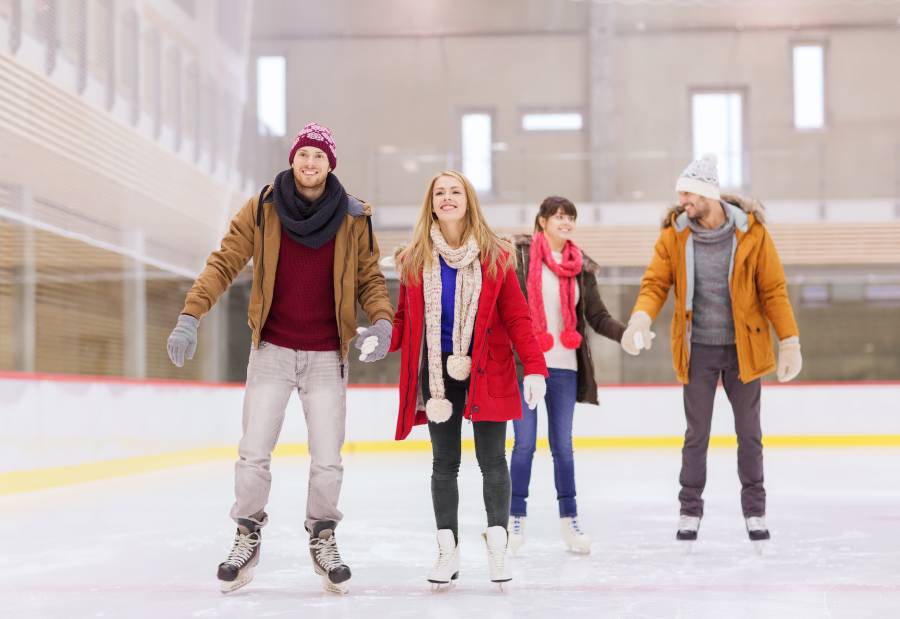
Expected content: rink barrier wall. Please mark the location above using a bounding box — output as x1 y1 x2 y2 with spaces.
2 372 899 495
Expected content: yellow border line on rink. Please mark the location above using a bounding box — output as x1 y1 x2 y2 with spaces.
3 435 900 496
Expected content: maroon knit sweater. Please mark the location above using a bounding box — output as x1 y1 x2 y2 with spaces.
260 229 339 351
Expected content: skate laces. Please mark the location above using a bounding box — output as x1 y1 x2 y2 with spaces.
746 516 767 531
511 516 523 534
312 535 344 571
224 531 259 568
434 545 454 570
568 517 584 536
678 515 700 531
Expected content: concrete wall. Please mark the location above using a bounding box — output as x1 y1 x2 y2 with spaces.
250 1 900 207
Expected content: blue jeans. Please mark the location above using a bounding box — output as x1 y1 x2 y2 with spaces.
510 368 578 518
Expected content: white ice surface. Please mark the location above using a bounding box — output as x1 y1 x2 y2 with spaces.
2 448 899 619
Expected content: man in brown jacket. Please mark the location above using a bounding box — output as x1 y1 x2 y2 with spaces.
166 123 393 594
621 154 802 545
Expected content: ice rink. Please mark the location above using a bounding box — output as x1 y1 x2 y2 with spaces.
3 447 899 619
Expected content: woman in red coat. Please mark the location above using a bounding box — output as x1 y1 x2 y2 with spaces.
389 170 548 588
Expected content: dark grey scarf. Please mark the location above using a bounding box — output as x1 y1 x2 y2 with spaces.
272 169 348 249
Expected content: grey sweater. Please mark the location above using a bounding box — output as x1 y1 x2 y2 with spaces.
689 204 736 345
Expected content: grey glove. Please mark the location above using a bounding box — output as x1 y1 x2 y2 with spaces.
167 314 199 367
354 318 392 362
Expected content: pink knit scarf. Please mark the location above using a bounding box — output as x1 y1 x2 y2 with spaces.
527 232 583 352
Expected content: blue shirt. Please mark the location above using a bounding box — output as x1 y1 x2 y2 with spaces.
439 257 456 353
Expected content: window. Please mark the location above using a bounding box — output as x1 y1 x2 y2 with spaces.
120 10 139 124
461 112 492 193
165 47 182 150
256 56 285 137
521 112 583 131
142 28 161 138
691 91 744 188
793 44 825 130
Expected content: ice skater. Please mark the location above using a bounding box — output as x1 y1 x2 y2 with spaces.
508 196 626 555
166 122 394 594
622 154 802 545
388 170 547 589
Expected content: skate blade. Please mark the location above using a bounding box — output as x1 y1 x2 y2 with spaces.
565 544 591 555
430 580 457 592
751 540 769 556
322 574 349 595
680 540 697 555
493 580 512 592
219 567 254 593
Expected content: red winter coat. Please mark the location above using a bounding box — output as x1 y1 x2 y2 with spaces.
389 259 548 440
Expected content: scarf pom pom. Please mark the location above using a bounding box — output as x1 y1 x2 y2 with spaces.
560 330 582 349
446 354 472 380
537 332 554 352
426 397 453 423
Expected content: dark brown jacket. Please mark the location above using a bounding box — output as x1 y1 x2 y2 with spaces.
512 235 625 404
182 183 393 359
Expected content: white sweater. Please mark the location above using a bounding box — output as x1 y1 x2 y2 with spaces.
540 252 580 371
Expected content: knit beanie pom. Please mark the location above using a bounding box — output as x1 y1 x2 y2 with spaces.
537 332 555 352
426 397 453 423
446 354 472 381
560 330 583 350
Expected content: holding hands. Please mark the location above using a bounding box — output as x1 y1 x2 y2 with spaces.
620 311 656 356
523 374 547 410
355 319 393 362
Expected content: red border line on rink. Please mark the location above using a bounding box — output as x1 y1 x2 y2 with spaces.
0 370 898 389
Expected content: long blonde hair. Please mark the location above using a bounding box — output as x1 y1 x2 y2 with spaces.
399 170 515 285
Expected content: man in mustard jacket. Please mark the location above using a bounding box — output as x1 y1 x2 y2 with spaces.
166 123 393 594
621 154 802 544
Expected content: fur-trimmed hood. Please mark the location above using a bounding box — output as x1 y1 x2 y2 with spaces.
661 193 766 230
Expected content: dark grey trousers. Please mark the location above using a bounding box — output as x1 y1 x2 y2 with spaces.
423 353 510 543
679 343 765 518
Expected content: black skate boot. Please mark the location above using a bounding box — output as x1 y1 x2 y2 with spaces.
217 512 267 593
308 520 351 594
676 515 701 541
745 516 771 542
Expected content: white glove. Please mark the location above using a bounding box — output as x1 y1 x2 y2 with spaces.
523 374 546 410
621 311 655 356
776 336 802 382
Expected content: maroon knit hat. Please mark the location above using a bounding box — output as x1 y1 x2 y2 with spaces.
288 122 337 170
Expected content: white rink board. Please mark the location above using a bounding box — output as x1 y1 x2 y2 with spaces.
1 376 899 472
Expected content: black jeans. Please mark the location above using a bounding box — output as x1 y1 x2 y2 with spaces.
423 352 510 542
679 343 764 518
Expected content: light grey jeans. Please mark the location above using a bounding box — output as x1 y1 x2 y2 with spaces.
229 342 348 532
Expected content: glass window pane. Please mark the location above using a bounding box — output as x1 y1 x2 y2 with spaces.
692 92 743 188
793 45 825 129
522 112 583 131
256 56 286 137
461 113 492 193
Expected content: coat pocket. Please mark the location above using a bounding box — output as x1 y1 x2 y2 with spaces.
745 319 774 373
486 348 519 398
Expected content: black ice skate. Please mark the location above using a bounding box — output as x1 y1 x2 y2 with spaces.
676 515 701 541
308 520 351 594
217 513 267 593
745 516 771 542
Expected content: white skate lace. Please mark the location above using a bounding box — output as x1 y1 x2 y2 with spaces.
678 515 700 531
486 542 506 574
224 532 259 568
433 546 453 570
746 516 767 531
312 536 344 571
511 516 523 534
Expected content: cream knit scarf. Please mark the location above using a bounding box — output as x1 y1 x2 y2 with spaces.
423 223 482 423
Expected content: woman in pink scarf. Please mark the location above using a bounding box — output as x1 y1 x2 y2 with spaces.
509 196 626 555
